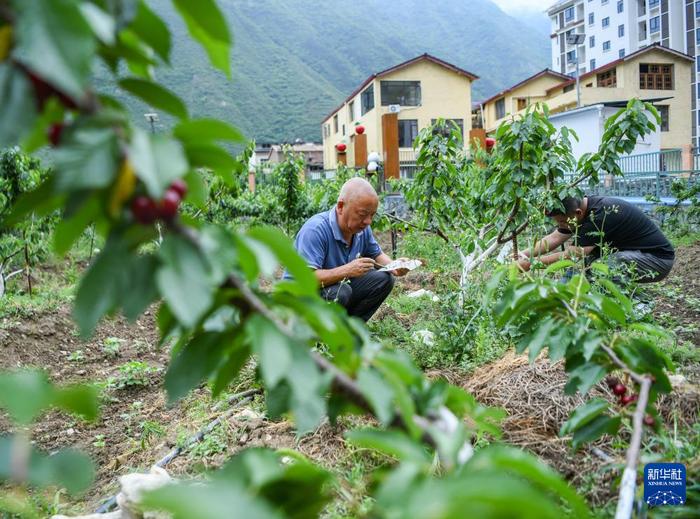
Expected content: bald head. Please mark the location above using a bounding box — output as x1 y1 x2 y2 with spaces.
338 177 378 205
336 178 378 237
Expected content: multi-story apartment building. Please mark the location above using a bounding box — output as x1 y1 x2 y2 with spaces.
687 0 700 147
548 0 700 146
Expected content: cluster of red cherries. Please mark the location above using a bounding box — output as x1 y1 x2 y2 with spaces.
130 179 187 225
606 377 655 426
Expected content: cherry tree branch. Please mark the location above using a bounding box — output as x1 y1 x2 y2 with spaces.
615 376 652 519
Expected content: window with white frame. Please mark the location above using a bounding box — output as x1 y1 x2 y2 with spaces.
495 98 506 119
380 81 421 106
602 17 610 28
565 6 575 22
603 40 611 51
590 35 595 47
618 24 624 37
650 16 660 34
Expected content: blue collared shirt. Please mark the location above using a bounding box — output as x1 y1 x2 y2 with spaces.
293 207 382 270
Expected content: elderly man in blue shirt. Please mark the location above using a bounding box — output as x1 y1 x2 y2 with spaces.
293 177 408 321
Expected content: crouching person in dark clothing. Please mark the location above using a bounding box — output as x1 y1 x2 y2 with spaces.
292 178 408 321
516 196 675 283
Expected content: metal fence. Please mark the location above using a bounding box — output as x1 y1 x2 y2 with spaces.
305 149 699 200
588 149 697 198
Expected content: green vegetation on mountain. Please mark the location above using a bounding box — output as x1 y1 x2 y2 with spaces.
97 0 550 142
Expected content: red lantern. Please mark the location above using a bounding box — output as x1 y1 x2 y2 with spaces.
336 143 347 152
355 125 365 135
485 137 496 150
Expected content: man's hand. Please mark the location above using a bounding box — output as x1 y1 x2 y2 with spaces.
390 256 411 277
344 257 375 278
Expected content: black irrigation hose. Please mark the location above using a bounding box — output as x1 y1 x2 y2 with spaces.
95 388 263 514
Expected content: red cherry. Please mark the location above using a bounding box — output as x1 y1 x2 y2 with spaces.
355 125 365 135
157 189 181 220
47 123 64 147
169 179 188 198
131 196 158 225
336 143 347 152
621 394 638 406
485 137 496 149
612 383 627 396
643 415 655 427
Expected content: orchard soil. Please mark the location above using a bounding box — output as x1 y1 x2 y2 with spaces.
0 242 698 514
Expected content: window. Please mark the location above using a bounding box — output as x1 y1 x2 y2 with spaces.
619 48 625 58
398 119 418 148
597 68 617 87
617 0 623 13
360 85 374 115
601 0 609 4
618 24 624 37
658 105 669 132
650 16 660 34
517 98 527 111
588 13 594 25
323 124 330 138
567 50 576 63
495 98 506 119
590 58 596 69
603 40 611 51
696 2 700 19
342 124 345 136
602 17 610 28
563 84 575 93
565 6 575 22
697 28 700 45
649 0 659 7
589 35 595 47
333 114 338 133
349 101 355 121
639 63 674 90
380 81 421 106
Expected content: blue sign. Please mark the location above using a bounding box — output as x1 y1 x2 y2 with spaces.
644 463 686 507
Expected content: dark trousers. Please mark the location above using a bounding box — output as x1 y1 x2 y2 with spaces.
565 250 675 285
321 271 395 321
604 250 674 283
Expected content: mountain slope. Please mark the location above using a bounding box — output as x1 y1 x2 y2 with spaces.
105 0 550 142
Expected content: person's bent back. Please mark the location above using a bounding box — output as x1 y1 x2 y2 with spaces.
517 195 674 283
